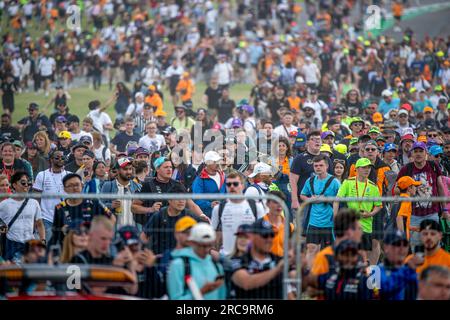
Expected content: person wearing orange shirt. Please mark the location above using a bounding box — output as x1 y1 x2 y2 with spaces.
392 1 404 32
396 176 422 239
145 85 163 113
405 220 450 275
261 191 294 257
311 208 362 276
176 72 195 108
287 88 301 113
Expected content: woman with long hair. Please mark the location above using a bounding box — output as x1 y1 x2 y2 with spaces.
342 88 362 116
22 142 48 179
60 223 89 263
0 174 10 200
190 108 212 142
332 159 348 183
32 131 52 159
271 136 293 175
115 82 131 120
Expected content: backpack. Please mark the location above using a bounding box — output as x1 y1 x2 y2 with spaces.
181 256 222 294
309 175 336 197
216 199 258 231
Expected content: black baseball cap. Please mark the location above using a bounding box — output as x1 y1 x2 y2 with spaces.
83 150 95 159
72 143 88 152
335 240 359 255
67 115 80 124
419 219 441 232
117 226 140 246
234 224 252 236
383 230 408 246
251 219 275 237
28 102 39 110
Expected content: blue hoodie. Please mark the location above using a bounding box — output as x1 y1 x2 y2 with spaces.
167 247 226 300
191 169 226 217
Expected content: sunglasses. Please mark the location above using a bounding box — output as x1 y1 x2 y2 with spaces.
53 156 66 161
226 182 240 187
74 228 89 236
399 114 408 118
427 134 438 138
20 181 32 187
365 148 377 152
259 233 275 239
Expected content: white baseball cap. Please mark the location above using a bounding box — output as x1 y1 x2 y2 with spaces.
248 162 272 178
382 89 393 97
188 223 216 244
204 151 222 162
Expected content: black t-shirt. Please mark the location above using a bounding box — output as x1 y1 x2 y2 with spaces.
138 178 182 208
143 207 198 254
230 251 283 299
111 131 141 153
52 199 112 245
70 249 113 265
0 126 21 140
18 114 52 143
267 98 284 124
217 98 236 123
0 159 28 179
290 151 333 196
204 86 222 110
65 161 81 173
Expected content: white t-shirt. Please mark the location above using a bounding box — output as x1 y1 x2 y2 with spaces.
273 124 298 138
125 102 145 117
94 145 111 162
209 172 221 190
0 198 42 243
244 182 270 209
214 62 233 85
139 134 165 152
211 200 265 255
39 57 56 76
88 110 113 135
70 130 93 143
33 169 70 222
301 63 320 85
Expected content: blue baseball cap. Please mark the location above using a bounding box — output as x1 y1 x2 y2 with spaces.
294 132 307 148
383 143 398 153
429 145 443 157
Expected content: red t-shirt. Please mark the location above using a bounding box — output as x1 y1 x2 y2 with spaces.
397 162 442 217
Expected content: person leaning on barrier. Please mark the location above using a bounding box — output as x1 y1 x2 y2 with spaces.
417 265 450 300
230 219 288 300
132 157 207 225
51 173 114 247
167 223 226 300
142 184 200 256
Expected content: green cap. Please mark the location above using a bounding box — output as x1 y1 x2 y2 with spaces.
350 137 359 145
368 127 381 134
350 117 365 127
237 99 249 107
409 87 417 94
435 85 443 92
355 158 373 168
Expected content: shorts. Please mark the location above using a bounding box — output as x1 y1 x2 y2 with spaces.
372 208 385 240
41 74 53 82
306 225 335 247
394 15 402 21
360 232 373 251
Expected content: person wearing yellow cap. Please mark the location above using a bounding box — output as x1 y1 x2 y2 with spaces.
176 71 195 107
335 157 382 265
320 144 333 157
372 112 384 126
57 130 73 156
396 176 422 240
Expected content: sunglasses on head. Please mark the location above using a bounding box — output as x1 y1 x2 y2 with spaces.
333 159 345 165
226 182 240 187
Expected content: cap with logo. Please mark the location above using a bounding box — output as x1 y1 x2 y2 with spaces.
79 136 93 145
397 176 421 190
429 145 443 157
383 143 398 153
248 162 272 178
58 131 72 140
294 132 307 148
117 226 140 246
251 219 275 237
116 157 133 169
188 223 216 243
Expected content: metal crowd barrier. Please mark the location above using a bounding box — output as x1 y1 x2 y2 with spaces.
0 192 292 299
290 196 450 300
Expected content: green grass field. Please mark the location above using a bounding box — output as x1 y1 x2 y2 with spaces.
12 82 253 124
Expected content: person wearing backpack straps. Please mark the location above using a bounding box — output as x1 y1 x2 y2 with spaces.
394 141 448 249
300 155 341 268
0 172 45 262
211 171 265 256
167 223 226 300
244 162 273 210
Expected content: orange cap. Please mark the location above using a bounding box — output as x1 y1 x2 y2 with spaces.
423 106 434 113
372 112 383 123
154 109 167 117
397 176 421 190
417 135 427 143
148 85 156 91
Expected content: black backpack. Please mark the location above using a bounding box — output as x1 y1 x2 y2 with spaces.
216 199 258 231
